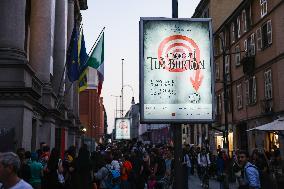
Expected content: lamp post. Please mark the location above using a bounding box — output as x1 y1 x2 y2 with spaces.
121 59 124 118
123 84 135 104
171 1 183 189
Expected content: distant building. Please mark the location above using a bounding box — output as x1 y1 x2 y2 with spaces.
125 98 139 139
139 123 171 145
79 88 105 151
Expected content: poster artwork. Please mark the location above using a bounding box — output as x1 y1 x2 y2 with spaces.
141 18 213 122
115 118 131 139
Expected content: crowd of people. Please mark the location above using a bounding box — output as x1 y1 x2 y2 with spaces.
0 140 283 189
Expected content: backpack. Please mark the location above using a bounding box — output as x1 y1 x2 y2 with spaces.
105 167 121 189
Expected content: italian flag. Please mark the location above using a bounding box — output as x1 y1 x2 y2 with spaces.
87 32 104 95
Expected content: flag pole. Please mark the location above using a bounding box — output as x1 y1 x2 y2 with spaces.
55 24 82 107
86 27 105 60
55 24 82 100
56 26 106 108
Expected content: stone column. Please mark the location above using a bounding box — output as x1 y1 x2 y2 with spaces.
65 0 75 112
29 0 56 84
29 0 56 148
53 0 68 97
0 0 35 151
0 0 26 58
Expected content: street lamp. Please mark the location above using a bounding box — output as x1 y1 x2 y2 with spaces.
121 59 124 118
123 84 135 104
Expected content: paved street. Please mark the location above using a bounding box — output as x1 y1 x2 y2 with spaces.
187 175 238 189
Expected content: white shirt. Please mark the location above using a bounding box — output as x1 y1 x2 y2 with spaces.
198 153 211 167
0 179 33 189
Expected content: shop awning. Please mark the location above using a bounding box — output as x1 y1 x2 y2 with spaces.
247 117 284 131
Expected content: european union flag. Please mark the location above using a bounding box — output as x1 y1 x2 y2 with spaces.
66 25 79 82
78 31 89 73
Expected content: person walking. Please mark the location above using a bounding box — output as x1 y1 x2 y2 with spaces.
28 152 43 189
198 147 211 188
182 148 191 189
75 145 93 189
216 151 225 189
237 150 261 189
120 154 132 189
94 151 118 189
43 148 65 189
0 152 33 189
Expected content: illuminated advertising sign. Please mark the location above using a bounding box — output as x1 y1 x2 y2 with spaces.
140 18 214 123
115 118 131 140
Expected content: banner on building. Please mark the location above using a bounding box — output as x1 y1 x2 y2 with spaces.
115 118 131 140
140 18 214 123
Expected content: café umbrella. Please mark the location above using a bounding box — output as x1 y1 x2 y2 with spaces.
247 117 284 131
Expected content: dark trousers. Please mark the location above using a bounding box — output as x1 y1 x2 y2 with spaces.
183 165 188 189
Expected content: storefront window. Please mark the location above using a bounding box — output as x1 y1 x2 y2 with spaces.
270 132 280 149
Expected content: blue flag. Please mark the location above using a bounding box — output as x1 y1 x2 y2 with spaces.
79 30 89 73
66 25 79 82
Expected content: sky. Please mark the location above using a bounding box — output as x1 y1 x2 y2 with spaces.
81 0 201 133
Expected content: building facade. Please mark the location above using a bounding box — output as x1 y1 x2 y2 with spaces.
0 0 88 153
79 88 106 150
194 0 284 157
139 123 171 145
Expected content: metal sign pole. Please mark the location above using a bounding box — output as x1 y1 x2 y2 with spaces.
172 1 183 188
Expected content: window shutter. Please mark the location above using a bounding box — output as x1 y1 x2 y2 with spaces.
237 16 241 38
256 28 262 51
242 10 247 32
237 84 243 109
252 76 257 103
267 20 272 45
245 80 249 105
264 71 268 99
231 23 235 43
250 33 255 55
225 55 230 74
260 0 268 18
264 69 272 99
268 70 272 99
235 45 240 66
219 32 224 53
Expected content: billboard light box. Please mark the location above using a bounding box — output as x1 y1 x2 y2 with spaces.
140 18 214 123
115 118 131 140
